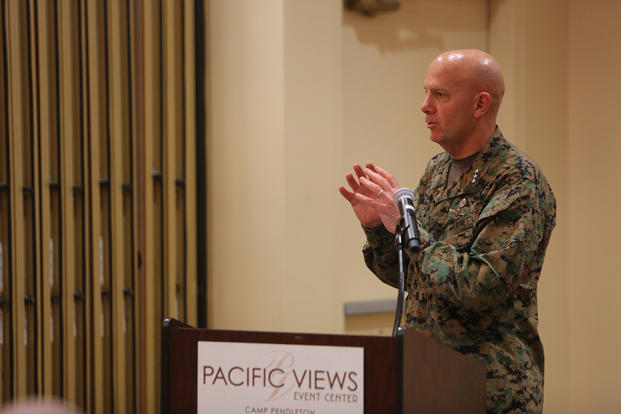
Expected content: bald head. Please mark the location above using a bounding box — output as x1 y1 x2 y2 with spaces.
431 49 505 113
421 49 505 157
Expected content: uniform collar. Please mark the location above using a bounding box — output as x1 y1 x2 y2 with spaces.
431 126 505 205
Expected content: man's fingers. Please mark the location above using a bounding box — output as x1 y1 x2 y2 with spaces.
365 168 391 193
353 164 367 181
342 163 399 204
338 185 355 202
345 173 360 190
374 165 400 188
359 176 384 198
340 185 375 206
358 184 379 201
342 170 375 199
346 173 376 199
353 194 374 209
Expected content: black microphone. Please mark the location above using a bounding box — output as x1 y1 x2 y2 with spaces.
393 188 420 253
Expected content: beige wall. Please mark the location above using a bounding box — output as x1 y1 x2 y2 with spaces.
207 0 621 411
208 0 287 330
567 0 621 411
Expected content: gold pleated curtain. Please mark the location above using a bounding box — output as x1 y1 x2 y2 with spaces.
0 0 206 412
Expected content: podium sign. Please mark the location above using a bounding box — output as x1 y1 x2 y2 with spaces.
197 341 364 413
162 319 486 413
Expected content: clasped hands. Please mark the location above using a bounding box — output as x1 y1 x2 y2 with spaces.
338 163 401 234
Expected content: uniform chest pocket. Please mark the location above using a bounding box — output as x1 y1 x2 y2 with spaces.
441 197 478 252
443 227 474 252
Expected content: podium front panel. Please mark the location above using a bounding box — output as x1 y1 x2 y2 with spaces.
163 320 402 413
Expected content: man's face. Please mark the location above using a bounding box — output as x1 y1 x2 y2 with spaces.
420 60 476 150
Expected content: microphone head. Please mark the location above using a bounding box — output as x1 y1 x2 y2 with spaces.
393 187 415 204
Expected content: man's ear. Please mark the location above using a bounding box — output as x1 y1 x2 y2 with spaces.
473 92 492 118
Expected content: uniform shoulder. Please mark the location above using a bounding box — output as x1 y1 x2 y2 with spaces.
493 136 546 186
491 136 556 219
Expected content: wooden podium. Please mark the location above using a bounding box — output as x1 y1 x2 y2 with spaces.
162 318 486 413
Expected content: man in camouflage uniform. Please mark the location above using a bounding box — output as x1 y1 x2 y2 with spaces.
339 50 556 413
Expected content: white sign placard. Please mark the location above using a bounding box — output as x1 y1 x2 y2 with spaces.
197 341 364 414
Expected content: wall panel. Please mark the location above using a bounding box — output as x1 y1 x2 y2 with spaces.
107 1 134 412
0 0 12 401
6 0 38 399
84 0 108 410
139 1 163 412
34 0 58 400
183 0 198 328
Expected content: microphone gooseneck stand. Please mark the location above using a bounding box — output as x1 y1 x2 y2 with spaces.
392 216 421 337
392 227 407 337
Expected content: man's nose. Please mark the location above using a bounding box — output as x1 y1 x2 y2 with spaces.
420 95 432 114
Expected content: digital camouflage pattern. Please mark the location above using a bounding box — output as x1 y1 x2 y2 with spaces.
363 128 556 413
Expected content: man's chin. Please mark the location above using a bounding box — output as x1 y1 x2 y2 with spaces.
429 133 443 143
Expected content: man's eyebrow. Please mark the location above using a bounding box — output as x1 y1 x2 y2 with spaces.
425 87 447 93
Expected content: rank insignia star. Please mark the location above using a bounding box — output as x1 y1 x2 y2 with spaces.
472 168 480 183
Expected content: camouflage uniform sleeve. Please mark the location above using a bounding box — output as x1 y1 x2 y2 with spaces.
362 225 403 289
409 179 541 311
